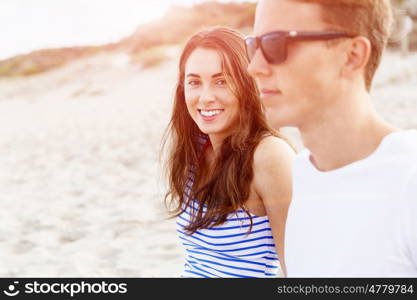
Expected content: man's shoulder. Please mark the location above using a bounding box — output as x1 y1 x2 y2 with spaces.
391 130 417 173
390 130 417 153
397 130 417 204
405 162 417 195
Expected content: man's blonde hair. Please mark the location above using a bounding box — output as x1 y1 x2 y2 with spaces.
292 0 393 90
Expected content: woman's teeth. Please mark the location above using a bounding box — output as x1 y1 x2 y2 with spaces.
200 110 223 117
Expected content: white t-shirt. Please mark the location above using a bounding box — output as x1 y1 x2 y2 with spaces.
285 130 417 277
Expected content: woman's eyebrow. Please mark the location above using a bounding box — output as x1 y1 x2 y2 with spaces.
185 72 223 78
186 73 200 78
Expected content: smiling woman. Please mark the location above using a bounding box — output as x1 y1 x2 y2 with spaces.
184 47 240 146
162 26 296 278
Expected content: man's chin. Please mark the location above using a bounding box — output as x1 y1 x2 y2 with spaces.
265 110 294 129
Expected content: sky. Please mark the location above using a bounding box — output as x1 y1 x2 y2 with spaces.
0 0 256 60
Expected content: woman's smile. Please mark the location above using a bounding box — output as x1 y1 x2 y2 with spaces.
198 109 224 121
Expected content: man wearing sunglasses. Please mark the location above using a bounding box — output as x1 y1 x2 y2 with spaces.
247 0 417 277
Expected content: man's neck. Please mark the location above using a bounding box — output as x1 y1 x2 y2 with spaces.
299 94 399 172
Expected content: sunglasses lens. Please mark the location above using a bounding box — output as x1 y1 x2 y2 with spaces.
262 34 286 64
245 37 257 61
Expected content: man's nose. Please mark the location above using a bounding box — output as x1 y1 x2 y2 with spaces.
247 49 272 78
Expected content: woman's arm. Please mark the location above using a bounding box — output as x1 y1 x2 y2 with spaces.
253 136 295 277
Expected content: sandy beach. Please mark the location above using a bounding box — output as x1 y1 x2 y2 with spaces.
0 47 416 277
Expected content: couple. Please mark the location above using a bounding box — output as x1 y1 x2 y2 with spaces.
164 0 417 278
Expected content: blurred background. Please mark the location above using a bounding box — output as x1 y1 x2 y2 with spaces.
0 0 416 277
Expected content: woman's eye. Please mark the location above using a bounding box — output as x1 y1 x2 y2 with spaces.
187 80 200 86
216 79 226 85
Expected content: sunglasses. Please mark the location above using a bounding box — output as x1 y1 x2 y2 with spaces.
245 30 354 64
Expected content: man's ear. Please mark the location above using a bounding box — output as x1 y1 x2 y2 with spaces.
342 36 371 76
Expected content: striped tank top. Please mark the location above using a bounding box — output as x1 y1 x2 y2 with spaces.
176 136 280 278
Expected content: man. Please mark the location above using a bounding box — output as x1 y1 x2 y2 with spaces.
246 0 417 277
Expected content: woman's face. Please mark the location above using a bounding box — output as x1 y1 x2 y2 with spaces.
184 47 240 140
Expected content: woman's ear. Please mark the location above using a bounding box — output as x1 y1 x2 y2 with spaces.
342 36 371 76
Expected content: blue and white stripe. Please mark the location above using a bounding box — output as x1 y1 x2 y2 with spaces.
177 197 280 278
176 134 280 277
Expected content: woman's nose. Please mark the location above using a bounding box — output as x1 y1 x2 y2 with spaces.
199 88 216 105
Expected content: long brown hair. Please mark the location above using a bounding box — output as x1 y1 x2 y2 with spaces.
163 27 286 234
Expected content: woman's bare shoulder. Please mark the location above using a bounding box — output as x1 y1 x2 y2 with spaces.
253 135 295 169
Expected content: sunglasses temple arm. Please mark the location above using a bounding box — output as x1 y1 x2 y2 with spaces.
292 32 353 41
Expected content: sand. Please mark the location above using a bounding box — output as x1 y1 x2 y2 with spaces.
0 48 416 277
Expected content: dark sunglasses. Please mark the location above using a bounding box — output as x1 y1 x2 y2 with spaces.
245 30 354 64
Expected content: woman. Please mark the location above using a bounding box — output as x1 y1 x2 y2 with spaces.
163 27 295 278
